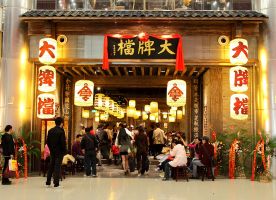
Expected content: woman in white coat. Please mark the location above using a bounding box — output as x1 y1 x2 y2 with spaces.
163 139 187 181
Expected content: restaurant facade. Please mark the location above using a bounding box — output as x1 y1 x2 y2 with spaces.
0 0 275 161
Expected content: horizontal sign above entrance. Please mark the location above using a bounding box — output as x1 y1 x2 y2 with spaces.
107 36 178 59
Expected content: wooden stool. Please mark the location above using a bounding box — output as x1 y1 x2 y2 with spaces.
198 166 214 181
173 166 189 182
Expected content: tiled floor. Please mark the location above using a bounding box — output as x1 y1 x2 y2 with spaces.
0 176 275 200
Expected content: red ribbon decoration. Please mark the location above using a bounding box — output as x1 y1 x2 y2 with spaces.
251 139 266 181
229 139 238 179
103 33 185 71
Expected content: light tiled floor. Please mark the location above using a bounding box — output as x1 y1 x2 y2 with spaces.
0 177 275 200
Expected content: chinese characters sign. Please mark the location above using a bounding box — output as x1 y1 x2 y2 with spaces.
167 79 186 107
108 36 178 59
229 66 248 92
39 38 57 64
230 94 249 120
230 38 248 65
74 80 94 107
37 94 55 119
38 66 56 92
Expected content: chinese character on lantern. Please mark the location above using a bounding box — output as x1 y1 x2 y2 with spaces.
74 80 94 106
39 38 57 64
230 66 248 92
38 66 56 92
230 38 248 65
37 94 55 119
230 94 249 120
167 79 186 107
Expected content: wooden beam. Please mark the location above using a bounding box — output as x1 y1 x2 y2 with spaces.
107 69 114 77
72 67 82 76
124 67 129 76
115 67 122 76
173 70 178 76
97 67 106 76
80 67 90 76
165 68 170 76
149 67 153 76
64 68 76 77
181 68 187 77
88 67 96 75
141 67 145 76
196 67 206 78
157 67 161 76
188 67 196 77
132 67 136 76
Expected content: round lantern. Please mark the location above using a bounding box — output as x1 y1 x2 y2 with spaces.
229 38 248 65
150 102 158 113
95 116 100 122
134 110 141 120
100 113 109 121
129 100 136 108
142 111 148 120
229 66 249 92
74 80 94 107
167 79 186 107
95 111 100 117
94 93 105 110
169 115 176 122
230 94 249 120
108 99 115 115
82 110 90 118
145 105 150 113
37 93 55 119
162 112 168 119
38 66 56 92
127 106 136 118
170 108 177 116
102 96 110 111
39 38 57 64
176 110 183 120
150 114 156 121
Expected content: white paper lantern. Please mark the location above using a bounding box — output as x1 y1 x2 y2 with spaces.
230 94 249 120
82 110 90 118
74 80 94 107
176 110 183 120
167 79 186 107
102 96 110 111
129 100 136 108
230 38 248 65
94 94 105 110
150 102 158 113
150 114 156 121
145 105 150 113
169 116 176 122
37 93 55 119
142 111 148 120
230 66 249 92
39 38 57 64
134 110 141 120
127 106 136 117
108 99 115 114
38 66 56 92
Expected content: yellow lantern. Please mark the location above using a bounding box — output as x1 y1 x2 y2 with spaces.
38 38 57 64
82 110 90 118
150 102 158 113
37 93 55 119
230 94 249 120
229 38 248 65
150 114 156 121
100 113 109 121
38 66 56 92
170 108 177 116
145 105 150 113
167 79 186 107
229 66 249 92
169 115 176 122
127 106 136 117
182 106 186 116
176 110 183 120
95 116 100 122
142 111 148 120
74 80 94 107
102 96 110 111
129 100 136 108
95 111 100 117
134 110 140 120
108 99 115 114
162 112 168 119
94 93 105 110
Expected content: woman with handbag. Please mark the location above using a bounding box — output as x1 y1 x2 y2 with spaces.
1 125 15 185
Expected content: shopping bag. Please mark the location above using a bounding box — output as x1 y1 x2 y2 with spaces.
3 167 16 178
8 159 18 171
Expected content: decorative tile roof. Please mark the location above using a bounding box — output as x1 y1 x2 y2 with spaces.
21 10 267 20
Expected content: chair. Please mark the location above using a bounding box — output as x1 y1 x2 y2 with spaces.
198 166 214 181
172 166 189 182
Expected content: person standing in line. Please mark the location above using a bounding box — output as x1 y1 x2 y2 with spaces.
81 127 99 177
147 123 155 156
134 126 148 176
1 125 15 185
153 123 166 159
46 117 66 188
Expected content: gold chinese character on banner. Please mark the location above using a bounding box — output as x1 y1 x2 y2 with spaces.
138 40 155 56
117 39 135 55
158 40 175 55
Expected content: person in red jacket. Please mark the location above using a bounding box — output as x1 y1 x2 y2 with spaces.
192 136 214 178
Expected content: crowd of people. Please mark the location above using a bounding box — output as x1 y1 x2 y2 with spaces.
1 117 215 186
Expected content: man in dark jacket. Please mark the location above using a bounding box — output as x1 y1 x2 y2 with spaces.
81 127 99 177
46 117 66 187
97 124 111 162
192 136 214 178
1 125 15 185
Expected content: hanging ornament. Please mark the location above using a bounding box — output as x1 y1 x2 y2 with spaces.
38 66 56 92
230 94 249 120
230 66 249 92
37 93 55 119
150 102 158 113
94 93 105 110
74 80 94 107
129 100 136 108
127 106 136 118
229 38 248 65
82 110 90 118
39 38 58 64
167 79 186 107
145 105 150 113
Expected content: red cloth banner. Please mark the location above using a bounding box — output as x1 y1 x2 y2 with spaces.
103 33 185 71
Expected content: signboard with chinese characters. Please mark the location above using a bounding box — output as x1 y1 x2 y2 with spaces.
230 66 248 92
167 79 186 107
38 66 56 92
37 94 55 119
229 38 248 65
230 94 249 120
39 38 57 64
107 36 178 59
74 80 94 107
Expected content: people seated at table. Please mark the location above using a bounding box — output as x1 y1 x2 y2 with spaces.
162 138 187 181
191 136 214 178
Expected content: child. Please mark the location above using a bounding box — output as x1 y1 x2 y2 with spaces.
112 144 120 165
